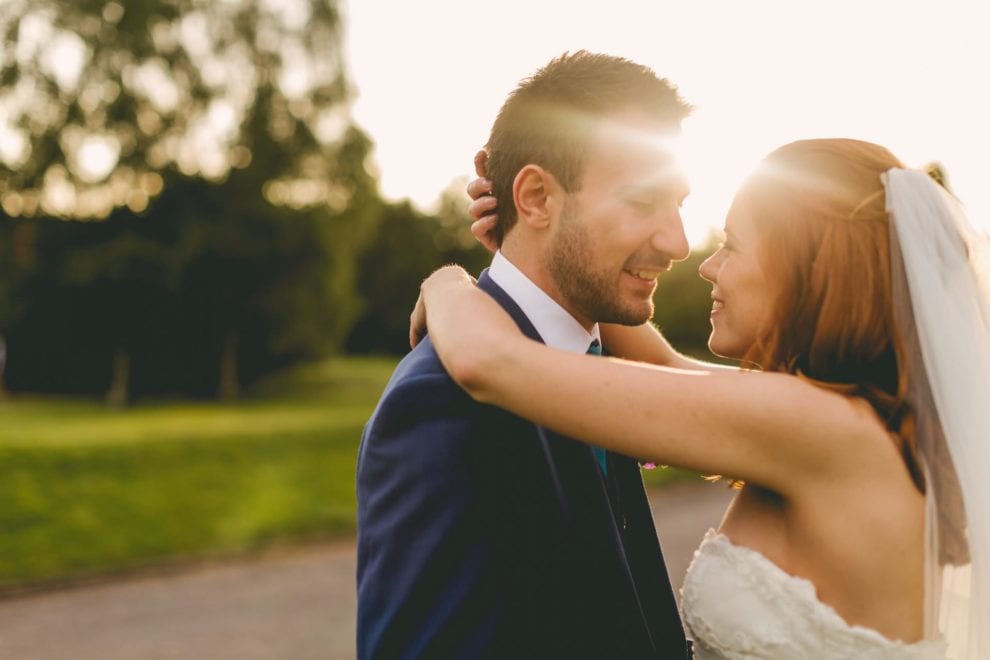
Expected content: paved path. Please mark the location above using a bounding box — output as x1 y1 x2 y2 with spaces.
0 481 734 659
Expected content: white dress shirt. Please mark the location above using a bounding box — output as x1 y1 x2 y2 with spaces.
487 251 600 353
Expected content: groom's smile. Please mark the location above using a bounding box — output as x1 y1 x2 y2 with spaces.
545 108 690 328
626 267 666 282
620 262 669 299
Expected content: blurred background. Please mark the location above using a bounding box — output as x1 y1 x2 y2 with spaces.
0 0 986 657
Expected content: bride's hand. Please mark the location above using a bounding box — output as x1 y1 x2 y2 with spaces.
409 288 429 349
409 265 478 349
467 150 499 253
413 264 522 399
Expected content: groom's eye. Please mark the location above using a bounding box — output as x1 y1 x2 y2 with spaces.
628 198 655 212
625 192 677 214
622 181 686 215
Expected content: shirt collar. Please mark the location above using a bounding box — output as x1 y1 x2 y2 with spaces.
488 251 600 354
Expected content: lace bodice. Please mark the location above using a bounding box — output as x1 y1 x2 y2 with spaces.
681 530 946 659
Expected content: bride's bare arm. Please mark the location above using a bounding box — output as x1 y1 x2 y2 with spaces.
599 322 736 371
421 265 879 495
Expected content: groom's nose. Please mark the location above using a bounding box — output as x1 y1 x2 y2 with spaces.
649 208 690 262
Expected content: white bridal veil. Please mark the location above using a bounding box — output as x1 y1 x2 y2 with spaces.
884 169 990 659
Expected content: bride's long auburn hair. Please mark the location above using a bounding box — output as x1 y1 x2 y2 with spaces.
739 138 925 492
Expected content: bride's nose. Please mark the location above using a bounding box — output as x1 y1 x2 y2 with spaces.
699 250 722 284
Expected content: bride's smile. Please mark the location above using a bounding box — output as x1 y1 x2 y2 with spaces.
699 199 772 361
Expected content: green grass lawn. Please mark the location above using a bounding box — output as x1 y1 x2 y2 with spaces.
0 355 695 590
0 357 396 590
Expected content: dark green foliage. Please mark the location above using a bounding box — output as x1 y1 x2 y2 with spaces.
347 187 491 355
2 159 379 397
0 0 383 398
652 239 719 357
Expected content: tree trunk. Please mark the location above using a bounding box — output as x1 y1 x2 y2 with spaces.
106 349 129 409
0 336 7 401
219 331 239 402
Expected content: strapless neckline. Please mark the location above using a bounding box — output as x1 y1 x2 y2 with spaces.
680 529 945 659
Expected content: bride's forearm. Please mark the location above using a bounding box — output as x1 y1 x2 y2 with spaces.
600 322 683 365
601 322 733 371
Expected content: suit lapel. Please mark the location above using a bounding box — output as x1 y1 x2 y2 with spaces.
476 270 605 504
477 270 543 343
478 271 582 517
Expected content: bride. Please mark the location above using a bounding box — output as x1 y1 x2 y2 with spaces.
411 139 989 658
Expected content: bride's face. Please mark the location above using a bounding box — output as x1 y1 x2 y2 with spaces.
699 198 773 359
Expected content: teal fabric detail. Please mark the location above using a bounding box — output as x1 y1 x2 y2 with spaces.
586 340 608 475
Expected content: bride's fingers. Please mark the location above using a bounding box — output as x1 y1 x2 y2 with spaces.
409 291 428 349
473 150 489 178
466 152 497 251
468 194 498 221
466 177 493 202
411 267 479 347
471 216 499 253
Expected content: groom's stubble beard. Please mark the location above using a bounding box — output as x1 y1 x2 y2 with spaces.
546 202 655 326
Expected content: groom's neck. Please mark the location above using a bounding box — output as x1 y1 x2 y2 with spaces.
499 241 593 332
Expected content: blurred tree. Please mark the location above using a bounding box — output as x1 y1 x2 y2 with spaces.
0 0 354 206
347 181 490 355
0 216 37 397
0 0 379 399
651 237 718 358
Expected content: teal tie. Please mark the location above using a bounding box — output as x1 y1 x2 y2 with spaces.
586 339 608 475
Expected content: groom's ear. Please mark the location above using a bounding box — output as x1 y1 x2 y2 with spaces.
512 165 564 231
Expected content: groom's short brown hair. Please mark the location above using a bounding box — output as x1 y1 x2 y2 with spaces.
485 51 690 246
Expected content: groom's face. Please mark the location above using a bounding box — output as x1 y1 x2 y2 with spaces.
546 110 690 327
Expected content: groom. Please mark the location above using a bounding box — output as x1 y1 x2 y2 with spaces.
357 51 693 658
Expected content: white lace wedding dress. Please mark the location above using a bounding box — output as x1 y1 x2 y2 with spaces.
681 530 947 659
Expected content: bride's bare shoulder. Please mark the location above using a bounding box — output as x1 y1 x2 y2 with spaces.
748 372 909 489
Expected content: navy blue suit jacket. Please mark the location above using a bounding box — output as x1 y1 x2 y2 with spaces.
356 272 688 659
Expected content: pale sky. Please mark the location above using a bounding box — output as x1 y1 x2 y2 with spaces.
343 0 990 245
